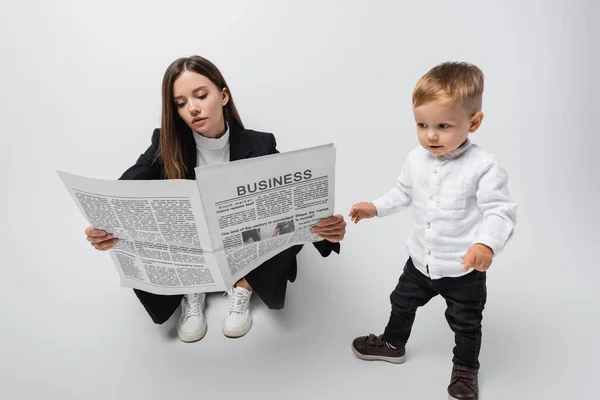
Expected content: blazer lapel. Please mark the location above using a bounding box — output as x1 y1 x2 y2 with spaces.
229 123 254 161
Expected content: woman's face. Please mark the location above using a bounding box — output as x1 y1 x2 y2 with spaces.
172 70 229 138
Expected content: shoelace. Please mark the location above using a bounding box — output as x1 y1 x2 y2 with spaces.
228 289 250 314
182 293 202 318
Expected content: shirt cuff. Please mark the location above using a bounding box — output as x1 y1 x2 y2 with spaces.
473 234 502 255
372 198 389 218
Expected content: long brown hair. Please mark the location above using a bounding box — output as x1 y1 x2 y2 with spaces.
159 56 244 179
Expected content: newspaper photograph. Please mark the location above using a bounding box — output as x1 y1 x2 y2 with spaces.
58 143 336 295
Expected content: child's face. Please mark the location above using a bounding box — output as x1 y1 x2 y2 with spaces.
413 101 483 157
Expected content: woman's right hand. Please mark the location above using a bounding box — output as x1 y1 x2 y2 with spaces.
85 226 119 251
348 202 378 224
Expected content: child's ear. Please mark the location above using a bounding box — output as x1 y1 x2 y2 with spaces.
469 112 484 133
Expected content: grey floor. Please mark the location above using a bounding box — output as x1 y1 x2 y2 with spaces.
2 219 597 399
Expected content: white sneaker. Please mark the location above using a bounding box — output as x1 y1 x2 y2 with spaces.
222 287 252 338
177 293 207 343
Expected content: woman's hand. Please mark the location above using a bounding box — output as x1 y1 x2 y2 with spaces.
85 226 119 251
310 214 346 243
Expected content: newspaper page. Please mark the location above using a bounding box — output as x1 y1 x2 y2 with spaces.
194 144 336 288
57 172 227 295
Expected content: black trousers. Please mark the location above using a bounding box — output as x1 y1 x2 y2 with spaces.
382 257 487 369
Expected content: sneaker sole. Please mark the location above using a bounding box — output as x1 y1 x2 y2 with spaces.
448 392 477 400
177 300 207 343
177 321 207 343
351 344 406 364
222 318 252 338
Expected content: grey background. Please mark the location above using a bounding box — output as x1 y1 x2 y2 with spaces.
1 0 597 398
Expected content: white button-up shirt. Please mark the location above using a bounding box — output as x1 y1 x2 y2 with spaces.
372 140 517 279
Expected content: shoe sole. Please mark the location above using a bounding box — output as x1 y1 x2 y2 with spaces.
351 344 406 364
222 318 252 338
177 301 207 343
448 393 477 400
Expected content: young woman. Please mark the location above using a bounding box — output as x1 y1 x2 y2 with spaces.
84 56 346 342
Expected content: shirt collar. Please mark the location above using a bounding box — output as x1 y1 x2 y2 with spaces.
435 139 472 161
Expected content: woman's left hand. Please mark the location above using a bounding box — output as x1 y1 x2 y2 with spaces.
310 214 346 243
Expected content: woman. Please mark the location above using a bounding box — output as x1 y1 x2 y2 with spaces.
84 56 346 342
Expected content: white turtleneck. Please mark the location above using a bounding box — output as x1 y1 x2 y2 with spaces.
192 126 230 167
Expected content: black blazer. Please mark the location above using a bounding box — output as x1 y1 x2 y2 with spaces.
119 124 340 320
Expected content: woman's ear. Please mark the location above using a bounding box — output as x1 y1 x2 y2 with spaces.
221 88 230 107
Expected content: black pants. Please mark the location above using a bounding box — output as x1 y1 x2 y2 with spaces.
133 243 314 325
382 257 487 369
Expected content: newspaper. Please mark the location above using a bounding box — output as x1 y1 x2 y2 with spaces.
58 143 336 295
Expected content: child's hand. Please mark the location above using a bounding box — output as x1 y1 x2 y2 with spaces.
348 202 377 224
462 244 494 272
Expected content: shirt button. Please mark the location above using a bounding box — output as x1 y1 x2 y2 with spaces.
426 222 431 228
427 250 431 255
433 169 438 174
429 195 433 201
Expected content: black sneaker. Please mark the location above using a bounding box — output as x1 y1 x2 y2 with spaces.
351 334 406 364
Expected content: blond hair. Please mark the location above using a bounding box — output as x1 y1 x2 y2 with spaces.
412 62 484 114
